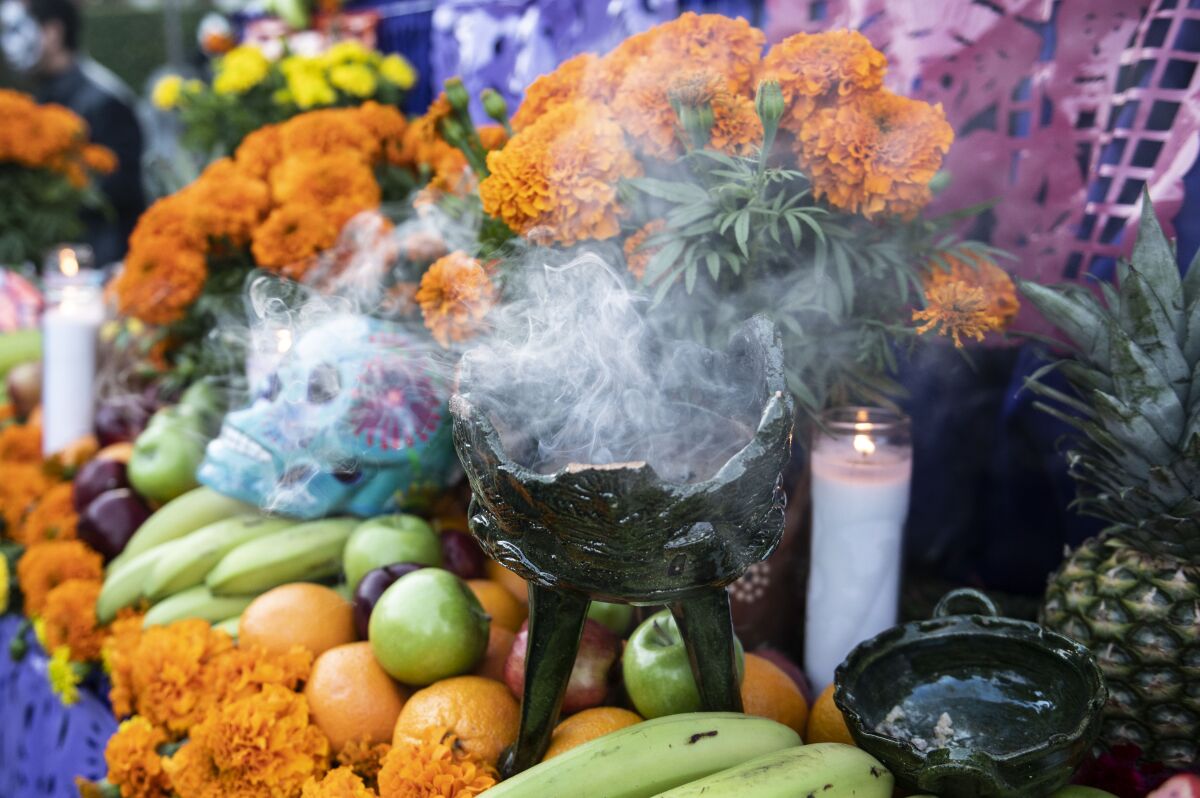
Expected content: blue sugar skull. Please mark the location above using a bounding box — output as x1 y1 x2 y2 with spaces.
198 316 459 519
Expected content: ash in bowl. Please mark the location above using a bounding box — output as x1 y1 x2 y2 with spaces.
458 253 766 484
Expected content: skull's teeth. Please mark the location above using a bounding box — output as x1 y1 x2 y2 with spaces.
221 427 270 462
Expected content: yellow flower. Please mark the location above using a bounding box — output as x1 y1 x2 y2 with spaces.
152 75 184 110
184 79 204 95
379 54 416 89
33 616 46 647
322 40 375 68
48 645 82 706
288 69 337 109
329 63 377 98
214 46 271 95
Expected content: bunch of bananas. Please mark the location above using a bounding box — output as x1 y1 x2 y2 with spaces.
478 713 893 798
96 486 356 627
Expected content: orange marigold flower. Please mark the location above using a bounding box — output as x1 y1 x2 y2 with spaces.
480 100 641 246
399 94 454 167
127 619 235 735
758 30 887 135
0 462 53 531
16 539 103 617
377 729 497 798
301 767 376 798
165 683 329 798
478 124 508 152
186 159 271 246
235 125 284 181
279 107 379 164
511 53 601 131
416 252 497 347
710 93 763 156
0 418 42 462
913 281 1001 348
270 152 382 229
923 250 1019 330
624 219 668 281
355 101 409 165
42 578 105 659
797 89 953 219
103 609 146 719
128 194 206 253
251 205 341 280
105 716 173 798
82 144 118 174
15 481 77 545
201 642 312 708
336 738 390 791
112 239 208 326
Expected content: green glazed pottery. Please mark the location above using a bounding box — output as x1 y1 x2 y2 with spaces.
451 316 794 776
834 588 1106 798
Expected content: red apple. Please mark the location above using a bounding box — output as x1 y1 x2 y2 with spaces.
72 457 130 512
505 618 620 715
755 647 813 705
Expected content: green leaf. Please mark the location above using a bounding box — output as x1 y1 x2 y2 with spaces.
627 177 710 205
705 252 721 281
684 264 697 294
1130 190 1184 341
734 212 751 257
1118 268 1190 399
1018 281 1111 366
833 244 855 309
667 202 718 228
643 238 686 284
1183 246 1200 307
1107 321 1186 445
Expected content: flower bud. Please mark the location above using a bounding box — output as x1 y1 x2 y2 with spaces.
481 88 509 125
444 77 471 113
755 80 784 126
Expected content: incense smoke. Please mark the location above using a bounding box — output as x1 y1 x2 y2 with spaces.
459 251 764 483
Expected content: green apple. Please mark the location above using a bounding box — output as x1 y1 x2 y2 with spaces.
177 379 228 435
343 514 441 591
587 600 634 635
622 609 744 719
127 407 207 503
368 568 489 685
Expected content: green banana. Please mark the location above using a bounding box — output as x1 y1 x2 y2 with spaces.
97 537 193 623
109 487 255 572
649 743 892 798
143 514 293 600
477 713 801 798
211 615 242 638
206 518 358 595
142 585 257 628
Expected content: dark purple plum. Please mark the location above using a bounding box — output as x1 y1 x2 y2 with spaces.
72 458 130 512
94 395 158 446
77 488 152 562
439 530 486 580
352 562 426 639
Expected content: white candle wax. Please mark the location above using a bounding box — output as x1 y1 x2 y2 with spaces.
42 284 104 455
804 431 912 690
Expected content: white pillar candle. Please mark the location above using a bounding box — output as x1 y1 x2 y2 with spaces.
804 407 912 690
41 246 104 455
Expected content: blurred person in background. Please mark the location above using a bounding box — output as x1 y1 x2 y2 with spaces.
1 0 144 266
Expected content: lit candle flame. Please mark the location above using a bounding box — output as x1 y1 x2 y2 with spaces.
59 249 79 277
853 433 876 457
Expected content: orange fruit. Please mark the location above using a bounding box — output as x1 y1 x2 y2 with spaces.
305 642 410 751
239 583 356 658
393 676 519 765
484 559 528 605
805 683 856 745
542 707 642 760
474 625 516 683
468 579 527 632
740 654 808 734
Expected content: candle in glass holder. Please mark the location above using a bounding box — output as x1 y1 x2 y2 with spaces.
804 407 912 689
41 245 104 455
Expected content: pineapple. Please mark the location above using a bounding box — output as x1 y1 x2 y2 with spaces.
1022 195 1200 769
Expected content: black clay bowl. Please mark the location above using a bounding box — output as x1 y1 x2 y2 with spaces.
834 589 1107 798
450 316 794 605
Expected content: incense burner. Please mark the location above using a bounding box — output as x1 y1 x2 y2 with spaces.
451 316 793 775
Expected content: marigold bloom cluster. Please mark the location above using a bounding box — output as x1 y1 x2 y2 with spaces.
115 102 413 325
416 252 498 347
16 481 78 546
377 730 498 798
105 717 173 798
41 577 106 659
16 539 103 617
0 89 116 184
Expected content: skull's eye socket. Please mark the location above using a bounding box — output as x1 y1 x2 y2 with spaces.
332 462 363 484
260 373 281 402
307 363 341 404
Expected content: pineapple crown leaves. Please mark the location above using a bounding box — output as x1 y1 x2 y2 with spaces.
1018 192 1200 552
